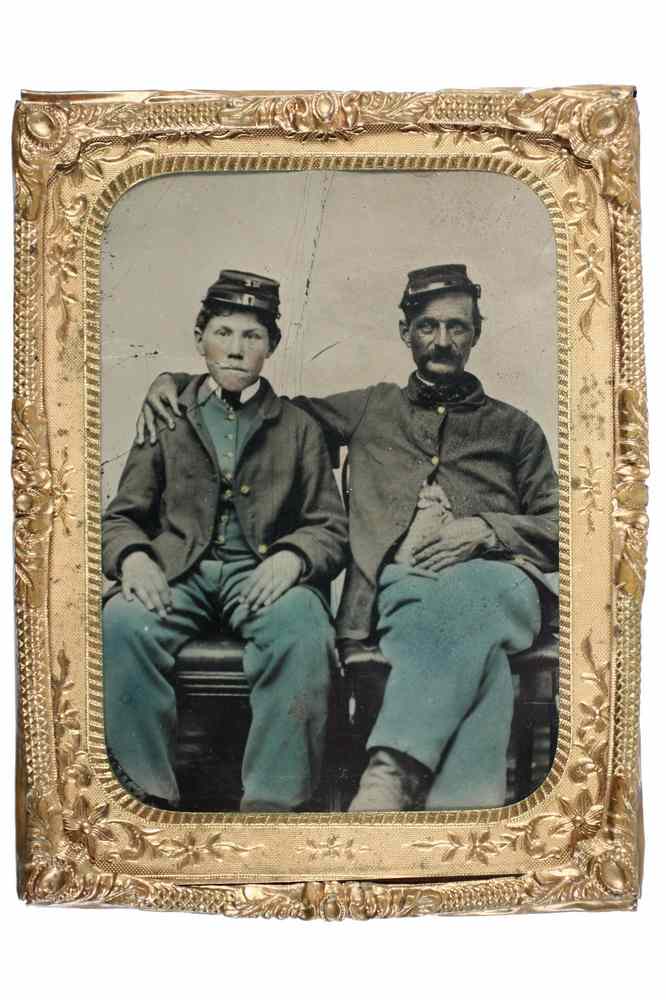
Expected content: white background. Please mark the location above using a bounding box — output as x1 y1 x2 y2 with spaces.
1 3 663 996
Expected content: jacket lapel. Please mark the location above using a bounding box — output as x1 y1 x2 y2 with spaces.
235 379 282 471
180 375 221 475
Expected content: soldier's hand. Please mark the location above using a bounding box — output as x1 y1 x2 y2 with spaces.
410 517 496 572
135 373 182 446
238 550 305 613
121 551 173 618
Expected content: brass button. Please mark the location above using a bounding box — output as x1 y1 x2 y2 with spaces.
223 489 233 499
217 536 226 544
223 451 233 459
431 455 439 466
437 405 446 415
258 543 268 555
240 484 251 495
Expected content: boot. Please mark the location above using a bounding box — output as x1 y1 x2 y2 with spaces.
348 748 431 812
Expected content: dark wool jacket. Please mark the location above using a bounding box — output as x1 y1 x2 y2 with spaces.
167 372 559 638
102 376 348 600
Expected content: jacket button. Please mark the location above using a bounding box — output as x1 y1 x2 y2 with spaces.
437 405 446 415
223 488 233 499
430 455 439 466
240 484 251 495
258 543 268 555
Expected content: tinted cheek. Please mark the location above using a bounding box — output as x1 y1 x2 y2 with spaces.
249 344 269 370
208 341 227 362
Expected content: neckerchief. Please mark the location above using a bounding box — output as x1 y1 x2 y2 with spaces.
406 370 484 408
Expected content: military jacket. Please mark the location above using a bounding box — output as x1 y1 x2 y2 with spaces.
293 375 559 638
102 376 348 599
165 372 558 638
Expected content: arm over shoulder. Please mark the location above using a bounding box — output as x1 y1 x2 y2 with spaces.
291 386 373 448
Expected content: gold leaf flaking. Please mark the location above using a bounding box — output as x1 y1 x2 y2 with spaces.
577 375 605 440
573 445 602 535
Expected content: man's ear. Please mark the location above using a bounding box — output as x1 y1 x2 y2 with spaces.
399 319 411 348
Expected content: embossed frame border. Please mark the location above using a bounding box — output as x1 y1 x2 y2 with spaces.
13 86 646 917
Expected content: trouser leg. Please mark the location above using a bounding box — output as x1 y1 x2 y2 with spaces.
370 560 541 807
424 645 514 808
103 565 221 803
229 586 335 811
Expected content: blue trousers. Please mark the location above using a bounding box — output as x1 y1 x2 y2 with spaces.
103 556 335 810
372 560 541 808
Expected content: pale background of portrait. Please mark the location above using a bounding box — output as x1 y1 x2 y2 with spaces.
101 170 557 504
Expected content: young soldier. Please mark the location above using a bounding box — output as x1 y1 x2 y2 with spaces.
102 270 348 811
137 265 558 811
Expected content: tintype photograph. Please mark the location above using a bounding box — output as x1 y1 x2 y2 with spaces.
100 168 559 815
14 86 643 913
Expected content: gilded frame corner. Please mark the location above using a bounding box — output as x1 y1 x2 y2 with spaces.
13 85 646 918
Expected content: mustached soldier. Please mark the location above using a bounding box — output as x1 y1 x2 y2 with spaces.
102 271 348 811
137 265 558 811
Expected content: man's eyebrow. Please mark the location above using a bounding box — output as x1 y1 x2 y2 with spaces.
208 323 263 333
415 316 471 326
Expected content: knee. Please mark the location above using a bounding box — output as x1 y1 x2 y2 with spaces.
103 595 173 696
442 562 541 648
246 588 334 691
423 561 522 622
268 588 334 647
503 570 541 624
103 594 150 644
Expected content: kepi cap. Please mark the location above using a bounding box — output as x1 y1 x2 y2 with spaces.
400 264 481 312
203 270 281 320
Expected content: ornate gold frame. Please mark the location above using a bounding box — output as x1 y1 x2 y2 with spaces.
13 86 647 917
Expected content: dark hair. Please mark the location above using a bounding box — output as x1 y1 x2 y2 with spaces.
402 290 483 339
194 302 282 350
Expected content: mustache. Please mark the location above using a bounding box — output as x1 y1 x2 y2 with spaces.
425 347 460 362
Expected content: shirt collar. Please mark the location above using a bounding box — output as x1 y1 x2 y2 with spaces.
206 374 262 406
